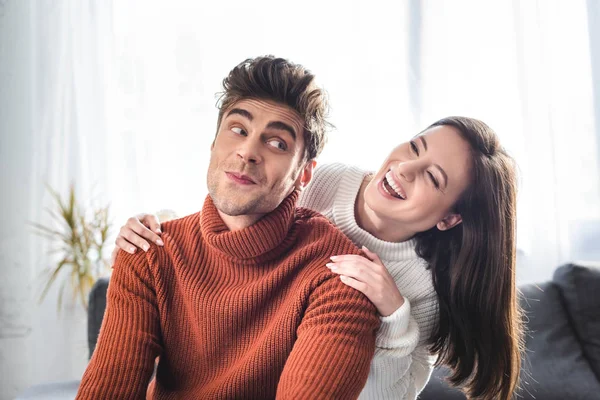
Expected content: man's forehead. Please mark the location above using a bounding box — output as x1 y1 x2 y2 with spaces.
228 99 303 128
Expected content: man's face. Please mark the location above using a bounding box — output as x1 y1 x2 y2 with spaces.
207 98 313 219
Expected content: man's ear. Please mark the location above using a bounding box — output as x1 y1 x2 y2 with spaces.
295 160 317 190
436 213 463 231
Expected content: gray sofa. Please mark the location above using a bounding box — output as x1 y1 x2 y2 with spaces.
17 263 600 399
420 263 600 399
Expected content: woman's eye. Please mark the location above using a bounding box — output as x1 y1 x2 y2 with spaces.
427 171 440 189
410 141 419 156
231 127 247 136
267 139 287 151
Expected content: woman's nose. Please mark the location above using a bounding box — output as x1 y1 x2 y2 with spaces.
393 161 419 182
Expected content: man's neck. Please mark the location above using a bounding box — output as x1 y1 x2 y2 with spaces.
217 210 263 231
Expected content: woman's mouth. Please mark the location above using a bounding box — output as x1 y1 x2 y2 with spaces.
382 170 406 200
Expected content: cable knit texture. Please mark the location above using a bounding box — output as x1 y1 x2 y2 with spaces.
298 163 440 400
76 190 380 400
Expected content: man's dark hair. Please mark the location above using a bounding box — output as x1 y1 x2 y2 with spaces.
216 55 330 160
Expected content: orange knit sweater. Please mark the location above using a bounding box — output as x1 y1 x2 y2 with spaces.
76 191 380 399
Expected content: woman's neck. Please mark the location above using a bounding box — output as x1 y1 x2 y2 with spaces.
354 175 415 243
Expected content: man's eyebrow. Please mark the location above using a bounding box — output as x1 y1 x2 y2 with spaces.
266 121 297 141
227 108 253 121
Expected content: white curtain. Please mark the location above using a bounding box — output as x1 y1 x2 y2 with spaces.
106 0 600 283
414 0 600 281
2 0 598 397
1 1 113 397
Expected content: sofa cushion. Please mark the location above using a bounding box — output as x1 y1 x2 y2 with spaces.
553 262 600 380
518 281 600 399
87 276 110 358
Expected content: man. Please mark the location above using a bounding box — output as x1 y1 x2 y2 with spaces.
76 56 380 399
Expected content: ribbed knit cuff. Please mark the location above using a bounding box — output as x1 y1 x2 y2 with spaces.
376 297 411 348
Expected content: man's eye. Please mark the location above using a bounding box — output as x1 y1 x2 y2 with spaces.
267 139 287 151
231 127 247 136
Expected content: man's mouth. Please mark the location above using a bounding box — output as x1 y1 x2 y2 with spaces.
382 170 406 200
226 172 256 185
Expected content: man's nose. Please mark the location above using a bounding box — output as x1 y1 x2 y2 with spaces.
236 137 262 164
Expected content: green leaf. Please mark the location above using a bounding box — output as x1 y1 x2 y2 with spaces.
57 279 67 313
34 183 113 312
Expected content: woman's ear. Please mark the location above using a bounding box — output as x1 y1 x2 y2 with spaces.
437 213 463 231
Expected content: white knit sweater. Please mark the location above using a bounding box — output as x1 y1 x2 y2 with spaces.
298 163 439 400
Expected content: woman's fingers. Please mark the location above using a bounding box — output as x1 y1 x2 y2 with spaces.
139 213 162 234
329 254 364 263
326 261 375 283
328 251 404 317
115 235 138 253
127 216 163 245
361 246 382 264
331 251 384 269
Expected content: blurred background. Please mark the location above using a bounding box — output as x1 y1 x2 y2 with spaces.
1 0 599 398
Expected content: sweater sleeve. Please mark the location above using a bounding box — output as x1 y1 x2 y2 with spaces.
376 298 419 350
76 250 163 400
359 305 421 399
360 290 438 399
276 274 380 399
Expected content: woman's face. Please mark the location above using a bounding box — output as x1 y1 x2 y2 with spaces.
363 125 473 234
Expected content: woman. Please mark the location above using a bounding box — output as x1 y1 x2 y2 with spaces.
113 116 524 399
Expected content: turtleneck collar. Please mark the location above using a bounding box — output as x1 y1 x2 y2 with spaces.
199 190 299 265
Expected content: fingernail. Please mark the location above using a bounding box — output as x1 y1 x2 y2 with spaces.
362 246 369 251
330 256 338 261
143 244 149 251
156 229 162 234
156 239 164 246
130 247 136 253
340 275 347 281
326 263 336 270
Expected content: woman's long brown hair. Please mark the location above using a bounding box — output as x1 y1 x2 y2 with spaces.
414 117 524 399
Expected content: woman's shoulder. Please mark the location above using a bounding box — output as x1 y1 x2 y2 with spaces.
298 162 369 212
312 162 350 181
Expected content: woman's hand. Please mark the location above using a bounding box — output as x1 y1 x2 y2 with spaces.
110 213 163 266
326 246 404 317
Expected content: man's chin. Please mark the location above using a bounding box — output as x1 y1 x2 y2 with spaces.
212 196 263 217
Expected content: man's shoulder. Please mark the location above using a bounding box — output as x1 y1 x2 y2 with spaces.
161 211 201 233
152 211 202 259
295 207 341 234
294 207 361 255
